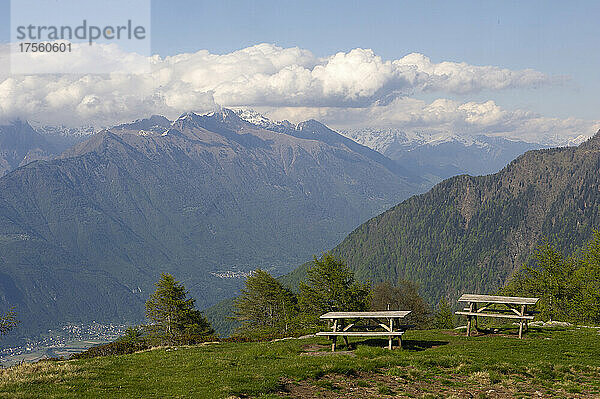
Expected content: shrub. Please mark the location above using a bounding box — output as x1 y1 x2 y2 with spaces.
371 280 432 328
72 340 150 359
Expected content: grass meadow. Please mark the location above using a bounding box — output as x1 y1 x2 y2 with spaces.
1 327 599 398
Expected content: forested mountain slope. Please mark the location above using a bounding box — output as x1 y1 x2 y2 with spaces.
285 131 600 302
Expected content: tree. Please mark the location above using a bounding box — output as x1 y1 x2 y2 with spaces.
298 253 371 326
504 241 577 322
0 307 19 337
572 232 600 323
234 269 298 338
503 231 600 324
145 273 213 343
433 298 455 329
371 280 432 328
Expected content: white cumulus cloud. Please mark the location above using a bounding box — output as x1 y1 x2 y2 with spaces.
0 42 595 144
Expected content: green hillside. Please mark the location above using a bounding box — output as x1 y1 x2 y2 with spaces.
1 327 598 398
285 132 600 303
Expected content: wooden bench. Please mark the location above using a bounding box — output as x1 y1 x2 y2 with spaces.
316 311 411 351
455 294 539 339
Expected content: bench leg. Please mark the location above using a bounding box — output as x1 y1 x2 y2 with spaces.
398 336 402 349
388 317 394 350
342 336 349 348
331 336 337 352
467 316 472 337
519 320 524 339
518 305 525 339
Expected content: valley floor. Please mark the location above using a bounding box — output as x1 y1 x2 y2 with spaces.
1 327 599 398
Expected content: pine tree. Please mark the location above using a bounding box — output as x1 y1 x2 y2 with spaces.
145 273 213 343
234 269 298 338
298 253 370 326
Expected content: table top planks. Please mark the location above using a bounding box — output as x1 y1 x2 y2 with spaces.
320 311 411 319
316 331 406 336
458 294 539 305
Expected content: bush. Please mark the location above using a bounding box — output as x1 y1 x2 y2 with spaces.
433 298 455 329
72 332 220 359
169 333 219 346
371 280 432 328
219 335 253 343
72 340 151 359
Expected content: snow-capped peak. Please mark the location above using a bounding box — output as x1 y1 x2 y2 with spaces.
234 109 294 131
177 107 233 118
340 128 497 153
175 108 242 126
566 134 590 146
234 109 273 126
423 133 487 148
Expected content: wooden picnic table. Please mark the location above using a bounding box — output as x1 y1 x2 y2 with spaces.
455 294 539 339
316 311 411 351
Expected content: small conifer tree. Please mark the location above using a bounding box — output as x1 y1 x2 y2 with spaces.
234 269 298 337
145 273 213 343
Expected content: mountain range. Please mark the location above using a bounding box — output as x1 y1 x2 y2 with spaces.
342 128 552 184
0 109 419 339
2 113 566 188
2 108 592 341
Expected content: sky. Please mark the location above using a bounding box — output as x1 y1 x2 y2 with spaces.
0 0 598 143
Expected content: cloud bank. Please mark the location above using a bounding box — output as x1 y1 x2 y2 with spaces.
261 98 599 145
0 42 596 143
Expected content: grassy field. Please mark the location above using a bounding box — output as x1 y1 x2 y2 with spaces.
1 327 599 398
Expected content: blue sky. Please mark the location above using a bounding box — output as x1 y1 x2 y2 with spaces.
145 0 599 121
0 0 598 141
148 1 592 68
